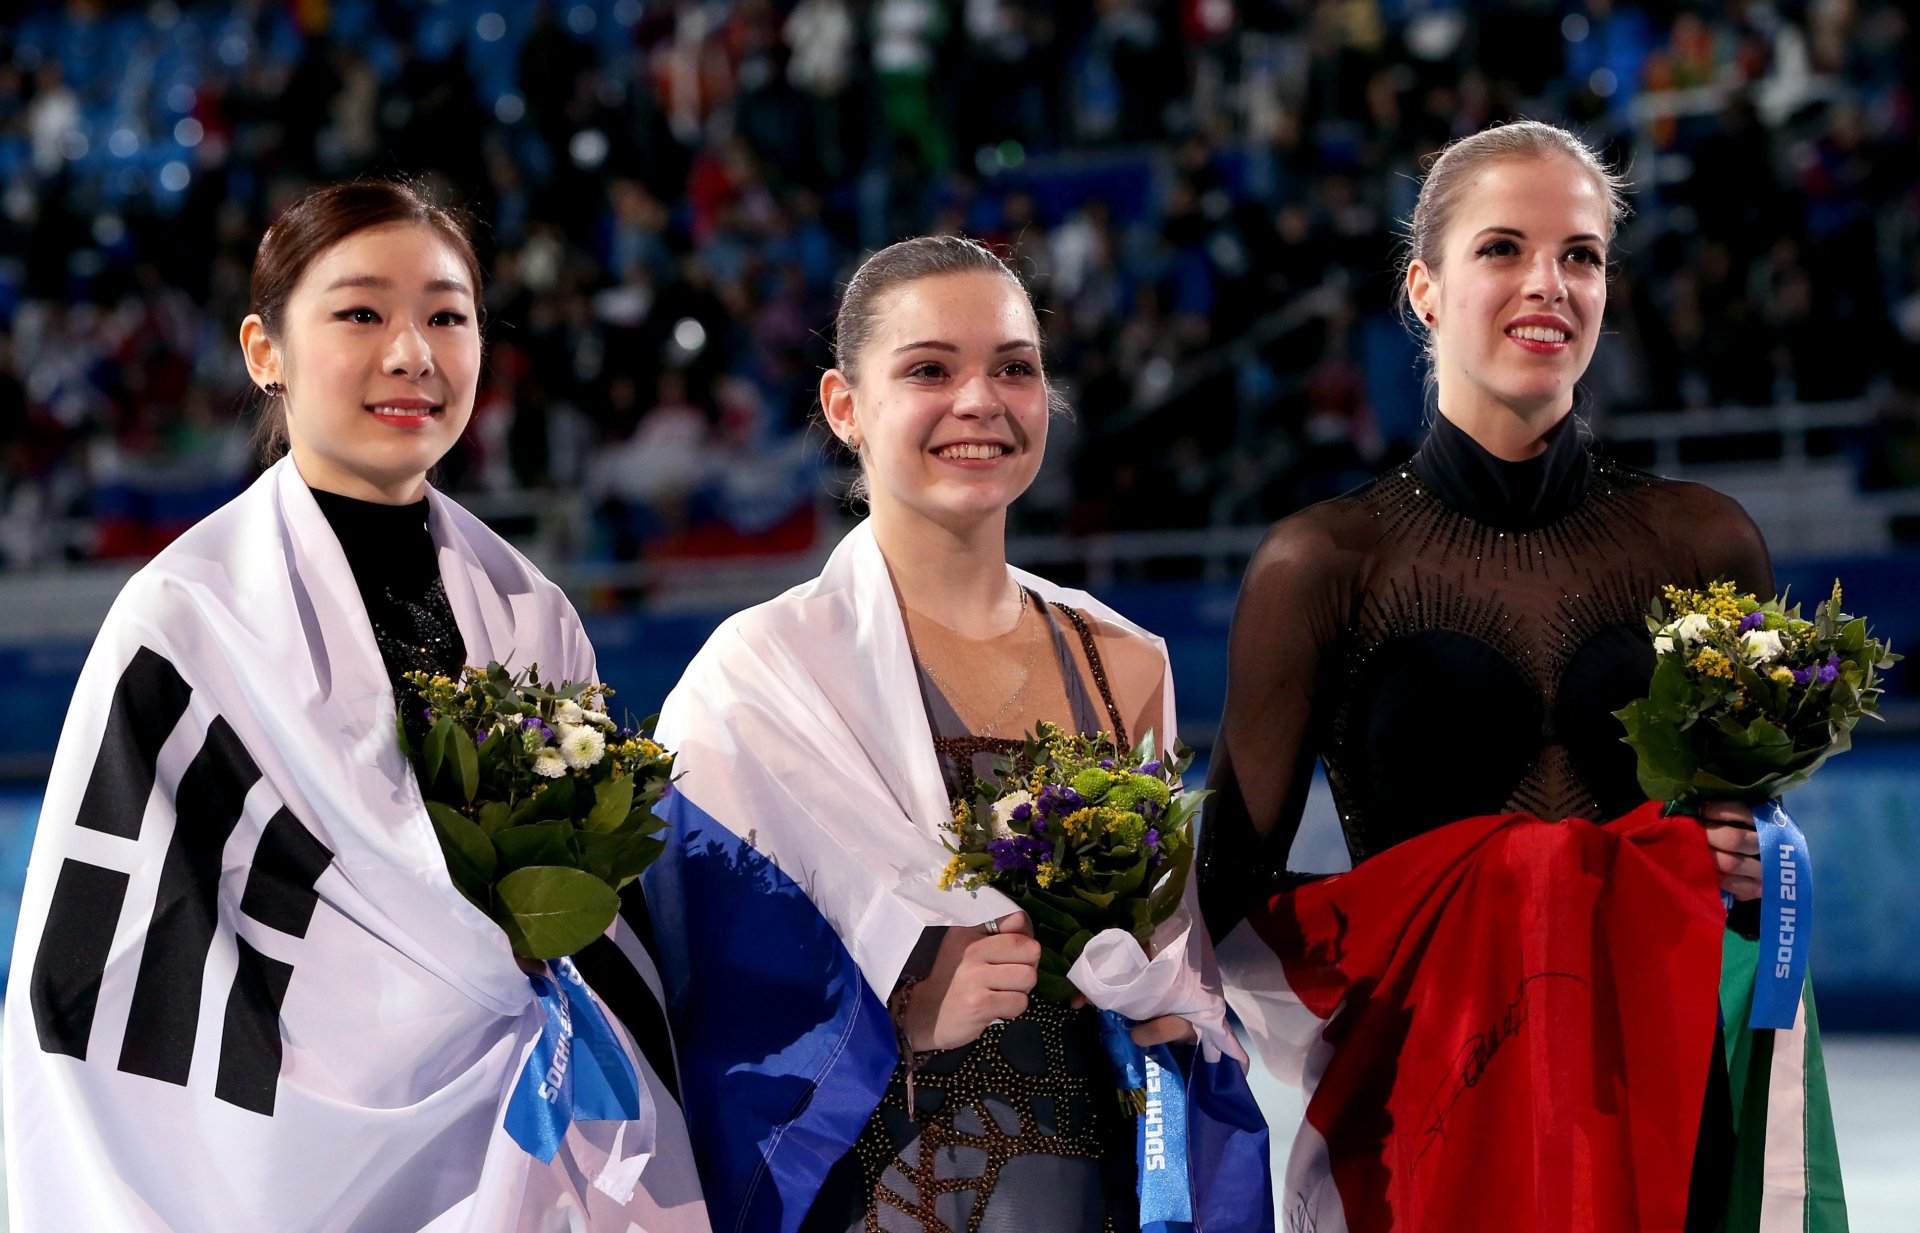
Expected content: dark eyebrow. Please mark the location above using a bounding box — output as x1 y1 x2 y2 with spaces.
891 339 1040 355
1472 226 1606 247
323 274 473 296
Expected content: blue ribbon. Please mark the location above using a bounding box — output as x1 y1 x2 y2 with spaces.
1749 800 1812 1030
1097 1009 1194 1229
504 957 644 1162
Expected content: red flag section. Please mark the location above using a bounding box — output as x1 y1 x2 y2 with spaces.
1249 803 1725 1233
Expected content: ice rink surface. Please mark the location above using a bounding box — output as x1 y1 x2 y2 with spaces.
0 1014 1910 1231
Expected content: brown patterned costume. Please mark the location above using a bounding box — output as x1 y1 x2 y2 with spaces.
809 594 1143 1233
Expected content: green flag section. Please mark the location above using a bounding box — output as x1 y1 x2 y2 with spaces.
1717 932 1850 1233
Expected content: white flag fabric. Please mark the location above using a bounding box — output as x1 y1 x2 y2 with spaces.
659 519 1238 1059
3 458 708 1233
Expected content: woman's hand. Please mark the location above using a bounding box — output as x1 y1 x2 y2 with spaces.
1699 799 1763 900
901 912 1040 1052
1129 1016 1199 1047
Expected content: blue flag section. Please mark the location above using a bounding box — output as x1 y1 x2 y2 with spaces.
1751 800 1813 1030
643 788 897 1233
503 957 645 1163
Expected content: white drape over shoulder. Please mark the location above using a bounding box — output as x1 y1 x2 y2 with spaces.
3 458 707 1233
656 520 1239 1060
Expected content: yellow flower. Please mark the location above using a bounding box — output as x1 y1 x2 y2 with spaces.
1690 648 1736 679
950 799 974 835
1059 807 1098 838
1035 862 1062 888
1769 667 1795 684
633 738 664 759
938 856 966 891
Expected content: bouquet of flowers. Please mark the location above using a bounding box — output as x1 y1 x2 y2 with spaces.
939 722 1203 1006
400 662 674 960
1614 580 1898 804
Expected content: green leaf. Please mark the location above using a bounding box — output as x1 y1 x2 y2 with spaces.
493 866 621 960
395 709 414 759
451 726 479 804
511 774 577 824
1133 728 1156 764
476 800 513 836
580 828 664 885
492 821 575 873
1034 970 1078 1005
423 716 452 785
585 775 636 834
424 800 496 900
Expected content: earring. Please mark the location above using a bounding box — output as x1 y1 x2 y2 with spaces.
1423 313 1435 326
845 433 863 452
264 382 284 395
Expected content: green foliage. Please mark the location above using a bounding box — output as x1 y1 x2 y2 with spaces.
1615 580 1899 804
400 661 677 960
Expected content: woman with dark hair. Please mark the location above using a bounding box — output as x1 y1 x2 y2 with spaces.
3 182 709 1232
641 235 1272 1233
1199 120 1846 1232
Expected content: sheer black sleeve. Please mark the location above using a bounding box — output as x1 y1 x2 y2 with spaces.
1198 507 1354 942
1662 479 1777 601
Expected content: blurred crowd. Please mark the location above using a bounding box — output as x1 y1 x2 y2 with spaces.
0 0 1916 570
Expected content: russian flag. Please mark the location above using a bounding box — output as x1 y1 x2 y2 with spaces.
641 521 1272 1232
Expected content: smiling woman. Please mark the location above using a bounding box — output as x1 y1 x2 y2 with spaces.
640 236 1271 1233
239 185 485 503
1 181 711 1232
1200 121 1846 1233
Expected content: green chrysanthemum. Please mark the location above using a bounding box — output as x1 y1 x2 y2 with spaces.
1072 768 1114 800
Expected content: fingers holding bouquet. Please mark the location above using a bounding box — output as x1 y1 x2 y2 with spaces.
1698 803 1763 900
904 912 1041 1051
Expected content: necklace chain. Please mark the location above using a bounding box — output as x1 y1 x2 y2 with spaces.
915 585 1042 737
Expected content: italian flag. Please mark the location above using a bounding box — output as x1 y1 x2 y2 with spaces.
1717 934 1849 1233
1217 802 1848 1233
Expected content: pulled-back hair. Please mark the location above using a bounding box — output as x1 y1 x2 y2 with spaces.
248 180 483 460
1399 119 1630 353
833 235 1034 379
828 235 1064 499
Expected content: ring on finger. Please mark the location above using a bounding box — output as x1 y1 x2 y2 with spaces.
983 918 1000 935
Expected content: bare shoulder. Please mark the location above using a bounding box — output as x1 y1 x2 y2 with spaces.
1081 613 1167 689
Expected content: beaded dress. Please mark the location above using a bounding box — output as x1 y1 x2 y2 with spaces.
1196 411 1774 1228
310 489 466 693
812 593 1142 1233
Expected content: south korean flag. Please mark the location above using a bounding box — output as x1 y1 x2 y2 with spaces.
4 459 708 1232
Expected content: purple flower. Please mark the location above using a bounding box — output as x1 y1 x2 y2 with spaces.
1817 654 1840 684
1739 612 1766 632
1011 802 1032 822
1099 758 1115 770
987 835 1051 873
1058 788 1085 810
1140 760 1162 777
1032 816 1047 836
1145 828 1161 850
521 716 554 739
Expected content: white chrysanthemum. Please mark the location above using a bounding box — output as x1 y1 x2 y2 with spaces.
1653 629 1675 654
989 790 1032 839
559 724 606 770
1673 613 1716 645
581 708 616 730
1741 628 1786 665
553 700 586 726
531 747 568 778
